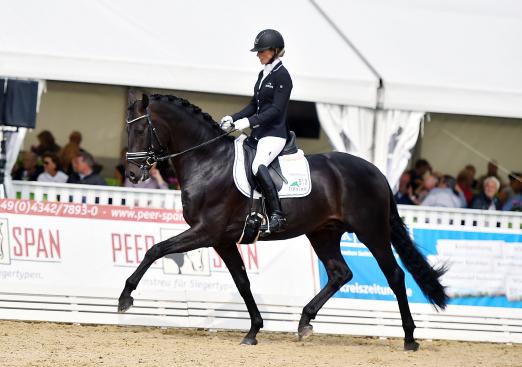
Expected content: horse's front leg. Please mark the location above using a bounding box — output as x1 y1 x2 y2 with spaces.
118 226 211 312
215 244 263 345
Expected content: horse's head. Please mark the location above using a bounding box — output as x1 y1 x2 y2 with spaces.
125 93 167 183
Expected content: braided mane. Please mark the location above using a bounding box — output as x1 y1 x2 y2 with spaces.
149 94 224 133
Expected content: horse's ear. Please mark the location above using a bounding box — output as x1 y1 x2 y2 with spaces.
142 94 149 109
128 90 138 105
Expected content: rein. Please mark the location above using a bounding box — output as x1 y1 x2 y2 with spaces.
156 128 237 162
126 111 237 168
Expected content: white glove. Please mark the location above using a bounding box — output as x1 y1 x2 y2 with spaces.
234 117 250 131
220 115 234 131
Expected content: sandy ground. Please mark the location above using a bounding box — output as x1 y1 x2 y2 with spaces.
0 320 521 367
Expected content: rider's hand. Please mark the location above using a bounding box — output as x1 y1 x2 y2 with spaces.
220 115 234 131
234 117 250 131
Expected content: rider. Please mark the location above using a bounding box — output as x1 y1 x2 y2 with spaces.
220 29 293 233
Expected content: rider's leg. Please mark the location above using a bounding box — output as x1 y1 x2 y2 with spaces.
252 136 287 233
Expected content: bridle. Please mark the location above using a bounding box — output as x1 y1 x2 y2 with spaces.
125 110 167 176
126 108 237 178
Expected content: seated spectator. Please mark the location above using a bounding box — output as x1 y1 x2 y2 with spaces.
37 153 68 183
11 151 43 181
394 171 415 205
409 158 432 192
464 164 478 191
478 160 504 191
470 176 501 210
31 130 61 157
502 172 522 212
67 151 106 186
413 172 439 204
114 147 128 186
457 169 474 206
421 175 466 208
124 163 168 190
60 143 81 176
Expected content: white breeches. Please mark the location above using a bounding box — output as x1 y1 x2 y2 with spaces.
252 136 287 175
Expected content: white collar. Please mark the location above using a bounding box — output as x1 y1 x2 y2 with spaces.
263 58 281 76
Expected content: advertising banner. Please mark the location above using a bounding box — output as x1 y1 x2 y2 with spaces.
0 199 316 304
319 227 522 308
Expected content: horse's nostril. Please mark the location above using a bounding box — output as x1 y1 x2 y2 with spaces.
129 171 135 179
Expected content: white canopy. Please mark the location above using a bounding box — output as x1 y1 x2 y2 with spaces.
315 0 522 118
1 0 521 117
0 0 378 108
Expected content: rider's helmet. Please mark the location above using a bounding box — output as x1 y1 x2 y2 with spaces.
250 29 285 52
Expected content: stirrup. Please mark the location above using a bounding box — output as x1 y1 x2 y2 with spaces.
260 212 287 234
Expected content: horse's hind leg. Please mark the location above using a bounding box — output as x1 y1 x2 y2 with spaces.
299 229 352 339
215 244 263 345
363 237 418 351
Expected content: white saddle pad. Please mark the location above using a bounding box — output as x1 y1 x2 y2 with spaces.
233 135 312 199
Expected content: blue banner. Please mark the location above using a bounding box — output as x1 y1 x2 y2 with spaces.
318 229 522 308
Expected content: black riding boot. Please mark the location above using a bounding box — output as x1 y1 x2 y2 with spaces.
256 165 286 233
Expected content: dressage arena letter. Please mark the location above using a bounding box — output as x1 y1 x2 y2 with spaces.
111 233 155 265
12 226 61 261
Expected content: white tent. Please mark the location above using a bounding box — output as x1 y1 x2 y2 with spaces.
0 0 379 108
315 0 522 119
1 0 521 192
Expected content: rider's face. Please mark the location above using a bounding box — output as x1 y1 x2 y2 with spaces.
257 49 275 65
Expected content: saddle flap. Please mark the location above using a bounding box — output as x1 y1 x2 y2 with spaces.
233 135 312 199
242 137 285 191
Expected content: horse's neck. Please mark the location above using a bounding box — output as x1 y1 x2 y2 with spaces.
169 129 234 189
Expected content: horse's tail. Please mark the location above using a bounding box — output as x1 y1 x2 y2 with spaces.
388 187 449 309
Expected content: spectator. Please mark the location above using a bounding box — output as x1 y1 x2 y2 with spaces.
37 153 68 183
478 160 504 191
394 171 415 205
59 131 84 176
470 176 501 210
114 147 127 186
67 151 106 185
413 172 439 204
456 169 474 206
502 172 522 212
464 164 478 191
59 130 103 175
31 130 61 157
124 163 168 189
409 158 432 192
11 151 43 181
60 143 81 176
421 175 467 208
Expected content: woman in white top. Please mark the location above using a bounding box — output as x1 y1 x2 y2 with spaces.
124 163 168 190
37 153 68 183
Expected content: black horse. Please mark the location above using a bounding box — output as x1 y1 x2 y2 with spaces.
118 93 448 350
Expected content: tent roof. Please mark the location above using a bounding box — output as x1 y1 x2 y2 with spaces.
2 0 521 118
0 0 378 108
316 0 522 118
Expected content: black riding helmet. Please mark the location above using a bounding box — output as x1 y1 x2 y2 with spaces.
250 29 285 52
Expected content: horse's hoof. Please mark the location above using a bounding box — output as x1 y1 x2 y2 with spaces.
117 296 134 313
297 324 314 341
240 337 258 346
404 340 420 351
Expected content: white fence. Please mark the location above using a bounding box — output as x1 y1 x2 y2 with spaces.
1 180 521 344
12 180 183 209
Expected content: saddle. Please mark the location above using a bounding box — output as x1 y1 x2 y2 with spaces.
242 131 299 193
238 131 299 244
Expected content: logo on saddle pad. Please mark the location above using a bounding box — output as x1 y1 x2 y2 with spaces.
233 135 312 199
